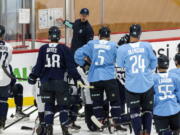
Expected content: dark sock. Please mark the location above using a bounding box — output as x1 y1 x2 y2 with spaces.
38 112 45 124
142 111 152 134
13 84 23 108
44 103 55 125
0 100 8 127
59 106 70 126
130 107 142 135
110 101 121 124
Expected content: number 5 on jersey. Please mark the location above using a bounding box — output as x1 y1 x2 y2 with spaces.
45 54 60 68
95 50 105 65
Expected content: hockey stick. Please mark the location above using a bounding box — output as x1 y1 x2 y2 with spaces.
21 113 59 133
2 66 28 81
91 115 104 129
69 83 94 89
16 77 28 81
81 84 94 89
4 108 38 130
91 115 113 133
10 105 34 118
2 66 15 80
21 126 33 130
91 115 130 134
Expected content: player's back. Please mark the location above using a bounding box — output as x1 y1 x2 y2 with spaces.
117 42 157 93
33 43 76 83
88 40 117 82
169 68 180 77
153 72 180 116
0 40 13 86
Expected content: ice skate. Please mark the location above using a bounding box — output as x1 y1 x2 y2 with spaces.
62 125 72 135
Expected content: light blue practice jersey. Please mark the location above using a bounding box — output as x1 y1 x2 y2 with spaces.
153 72 180 116
74 39 117 82
116 42 157 93
169 68 180 77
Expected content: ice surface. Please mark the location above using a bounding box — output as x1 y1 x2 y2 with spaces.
3 107 158 135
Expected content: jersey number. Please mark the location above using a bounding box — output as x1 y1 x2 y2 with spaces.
45 54 60 68
0 52 8 65
158 85 175 100
95 50 105 65
130 55 145 73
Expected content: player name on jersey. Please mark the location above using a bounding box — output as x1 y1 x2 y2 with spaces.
158 78 172 84
94 44 111 50
128 47 145 55
0 46 8 51
46 48 57 53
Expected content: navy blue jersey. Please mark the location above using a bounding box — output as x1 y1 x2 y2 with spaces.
66 19 94 54
31 43 81 83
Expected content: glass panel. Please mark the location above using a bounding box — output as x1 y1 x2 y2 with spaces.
35 0 65 45
0 0 32 49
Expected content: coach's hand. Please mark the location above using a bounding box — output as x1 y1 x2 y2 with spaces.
28 73 37 85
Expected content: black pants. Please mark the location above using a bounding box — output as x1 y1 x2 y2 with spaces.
125 88 154 112
40 80 72 126
90 79 121 123
40 80 71 106
154 112 180 133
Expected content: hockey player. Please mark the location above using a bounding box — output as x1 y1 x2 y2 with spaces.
116 24 157 135
117 34 130 113
0 25 13 132
177 43 180 53
56 8 94 55
28 26 83 135
57 8 94 129
169 53 180 76
74 26 124 131
8 65 29 118
153 55 180 135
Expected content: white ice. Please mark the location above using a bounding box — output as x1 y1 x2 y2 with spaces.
3 107 158 135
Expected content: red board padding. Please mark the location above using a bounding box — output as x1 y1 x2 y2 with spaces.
142 37 180 42
12 36 180 54
13 49 39 54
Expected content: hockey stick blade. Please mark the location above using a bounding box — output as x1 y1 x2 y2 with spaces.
10 105 34 118
91 115 103 129
21 126 33 130
4 108 37 130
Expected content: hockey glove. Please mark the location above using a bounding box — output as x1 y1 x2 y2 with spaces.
118 34 130 46
28 73 37 85
77 79 84 88
75 78 86 89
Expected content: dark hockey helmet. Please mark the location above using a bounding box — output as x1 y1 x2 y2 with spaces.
174 53 180 65
118 34 130 46
80 8 89 15
158 54 169 69
48 26 61 42
129 24 142 38
99 26 111 38
0 25 5 37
